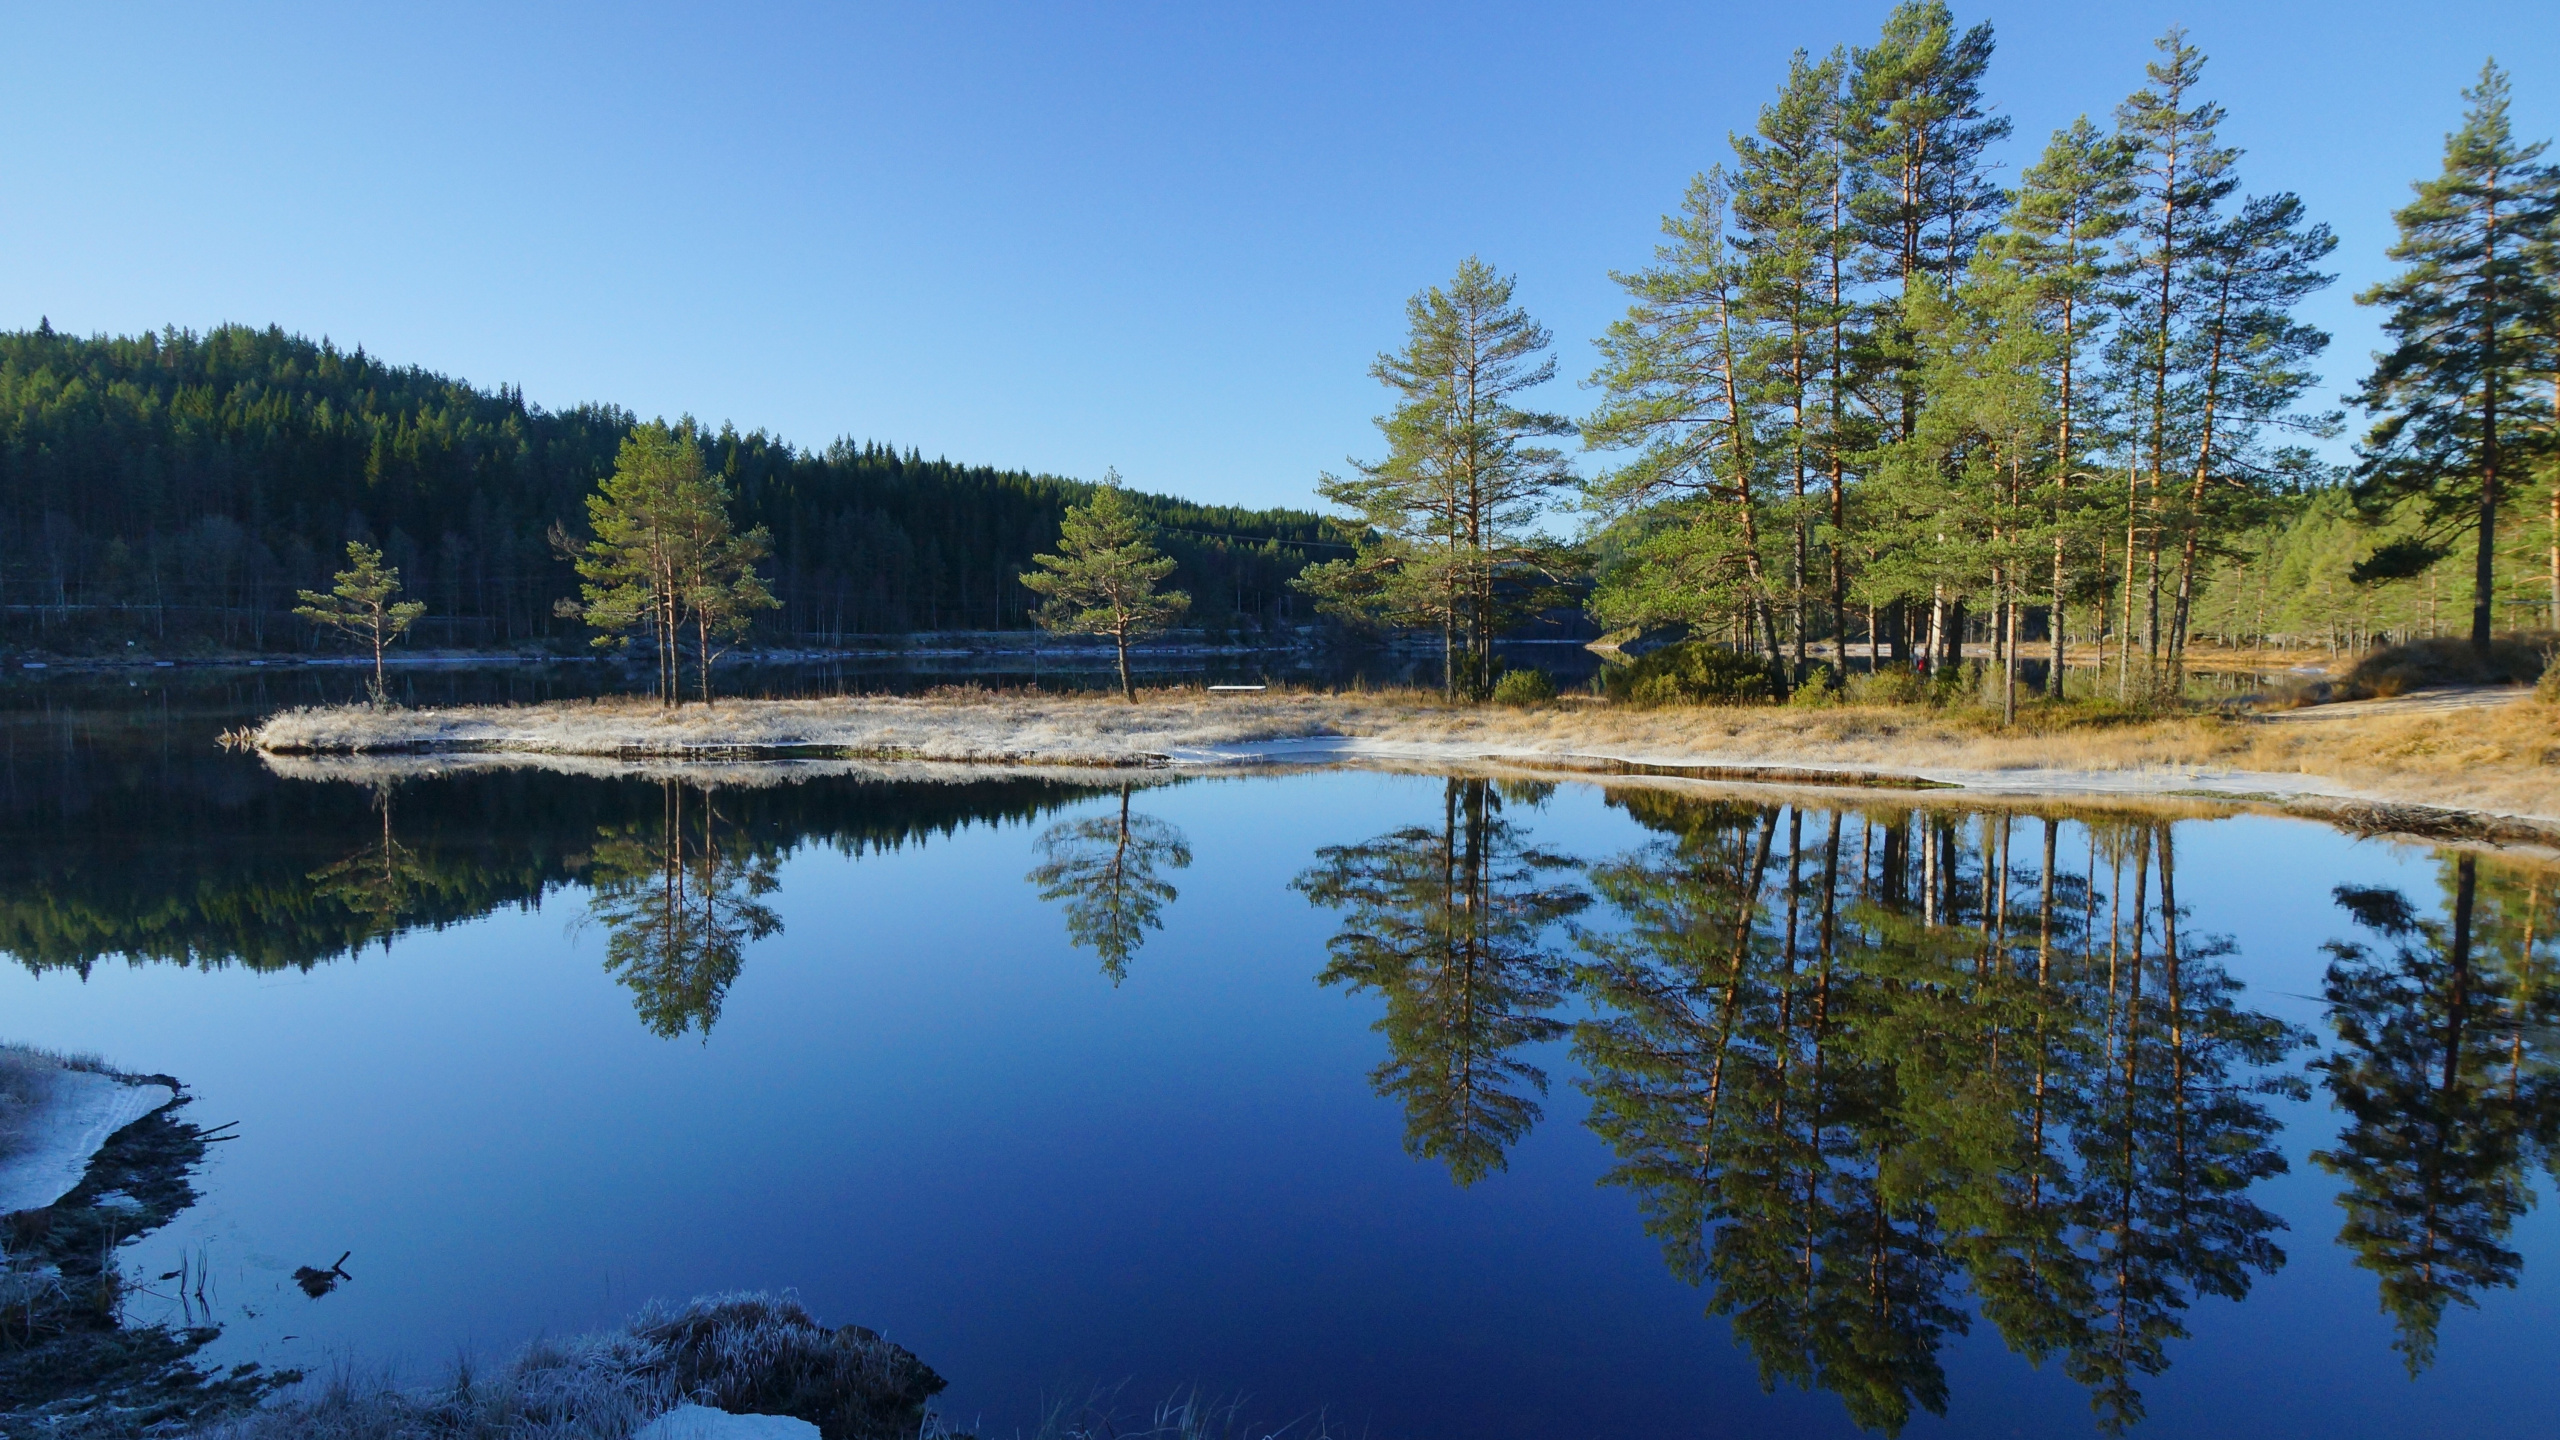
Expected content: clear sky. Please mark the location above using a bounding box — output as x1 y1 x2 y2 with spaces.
3 2 2550 512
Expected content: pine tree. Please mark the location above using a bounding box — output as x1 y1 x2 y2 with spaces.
1989 118 2134 696
1020 474 1191 702
2160 191 2336 674
2110 29 2240 692
563 421 771 705
1848 0 2011 663
1297 259 1574 699
1734 49 1852 676
2350 61 2560 659
1585 170 1788 682
294 541 427 702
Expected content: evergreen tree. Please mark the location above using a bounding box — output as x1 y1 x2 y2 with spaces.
1584 170 1788 682
1735 50 1853 674
1297 259 1574 698
563 421 766 705
1989 118 2134 696
2350 61 2560 660
1866 264 2057 723
2160 192 2337 675
293 541 428 702
2109 28 2240 693
1847 0 2010 664
679 491 780 705
1019 473 1191 702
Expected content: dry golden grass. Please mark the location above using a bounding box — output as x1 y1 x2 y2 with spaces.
246 683 2560 825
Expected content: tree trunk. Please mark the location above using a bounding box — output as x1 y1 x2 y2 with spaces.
1114 618 1134 703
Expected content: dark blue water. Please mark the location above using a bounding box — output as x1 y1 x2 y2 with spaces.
0 686 2552 1439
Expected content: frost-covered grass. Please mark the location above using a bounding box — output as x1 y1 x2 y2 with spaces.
241 687 1364 765
237 680 2560 835
192 1292 953 1440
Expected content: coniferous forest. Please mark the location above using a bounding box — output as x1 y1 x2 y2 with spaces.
0 324 1353 653
1302 8 2558 699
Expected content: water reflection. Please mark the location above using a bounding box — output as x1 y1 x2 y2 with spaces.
1 764 1120 976
2313 855 2560 1373
1293 778 1589 1186
16 737 2560 1435
584 782 784 1039
1028 784 1193 983
1572 796 2310 1433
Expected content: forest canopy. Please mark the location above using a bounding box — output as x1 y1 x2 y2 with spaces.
0 323 1356 653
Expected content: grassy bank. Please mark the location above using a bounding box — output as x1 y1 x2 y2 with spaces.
238 681 2560 832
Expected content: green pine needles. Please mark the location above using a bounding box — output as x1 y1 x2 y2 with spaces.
1019 472 1192 702
2352 60 2560 659
561 421 779 706
294 541 427 703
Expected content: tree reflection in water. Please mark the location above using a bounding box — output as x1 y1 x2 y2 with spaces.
303 781 438 949
2314 853 2560 1373
1294 778 1589 1186
583 780 782 1039
1569 793 2308 1434
1028 784 1193 983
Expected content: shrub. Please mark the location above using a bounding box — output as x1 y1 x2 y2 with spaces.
1602 642 1775 707
2537 661 2560 706
1845 663 1930 707
1490 667 1557 706
1787 663 1843 708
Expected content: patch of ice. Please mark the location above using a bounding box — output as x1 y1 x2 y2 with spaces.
0 1072 176 1215
634 1405 820 1439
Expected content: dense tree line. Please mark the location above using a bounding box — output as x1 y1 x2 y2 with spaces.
1310 5 2559 703
0 323 1354 652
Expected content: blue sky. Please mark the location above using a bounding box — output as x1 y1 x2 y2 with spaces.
3 2 2550 512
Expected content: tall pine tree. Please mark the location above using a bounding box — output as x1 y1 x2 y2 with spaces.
2351 60 2560 659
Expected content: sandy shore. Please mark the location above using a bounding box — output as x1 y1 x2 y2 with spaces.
242 685 2560 843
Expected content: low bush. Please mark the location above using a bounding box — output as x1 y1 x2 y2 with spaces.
1845 663 1929 707
1787 663 1843 708
2340 632 2553 699
1489 667 1557 706
1602 642 1776 707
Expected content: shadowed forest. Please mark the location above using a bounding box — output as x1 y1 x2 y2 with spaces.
0 325 1355 653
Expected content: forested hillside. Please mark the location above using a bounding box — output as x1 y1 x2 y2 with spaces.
0 324 1353 651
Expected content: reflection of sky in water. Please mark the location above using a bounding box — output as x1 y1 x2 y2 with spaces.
4 772 2555 1439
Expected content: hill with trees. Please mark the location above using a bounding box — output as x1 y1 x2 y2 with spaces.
0 323 1355 654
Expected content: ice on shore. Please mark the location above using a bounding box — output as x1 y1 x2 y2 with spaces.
0 1068 176 1215
635 1404 819 1439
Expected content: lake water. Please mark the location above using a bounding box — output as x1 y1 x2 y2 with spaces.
1 678 2553 1439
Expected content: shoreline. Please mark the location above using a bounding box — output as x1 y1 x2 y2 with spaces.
240 687 2560 849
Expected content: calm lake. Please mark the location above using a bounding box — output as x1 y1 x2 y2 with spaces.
2 671 2553 1439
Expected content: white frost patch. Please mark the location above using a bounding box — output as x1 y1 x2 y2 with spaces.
635 1405 820 1439
0 1071 175 1215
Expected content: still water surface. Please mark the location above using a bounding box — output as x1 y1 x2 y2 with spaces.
1 679 2553 1438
